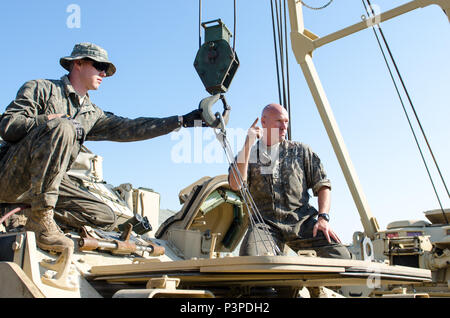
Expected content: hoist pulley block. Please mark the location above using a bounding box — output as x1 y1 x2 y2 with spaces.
194 19 239 95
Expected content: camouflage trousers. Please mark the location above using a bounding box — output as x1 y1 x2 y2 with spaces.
239 215 351 259
0 118 116 230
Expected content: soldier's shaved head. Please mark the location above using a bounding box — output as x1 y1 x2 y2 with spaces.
261 103 288 119
260 103 289 146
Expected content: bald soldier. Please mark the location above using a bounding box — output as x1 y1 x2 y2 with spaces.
0 42 204 253
229 103 351 259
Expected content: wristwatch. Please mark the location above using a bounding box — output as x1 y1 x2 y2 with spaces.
318 213 330 222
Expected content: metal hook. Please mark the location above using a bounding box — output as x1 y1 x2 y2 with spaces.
198 93 231 130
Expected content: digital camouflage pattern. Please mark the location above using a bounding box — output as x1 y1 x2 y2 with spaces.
0 76 181 222
60 42 116 77
0 76 180 144
246 139 331 234
233 139 350 258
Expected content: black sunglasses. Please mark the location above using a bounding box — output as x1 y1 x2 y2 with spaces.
84 59 109 73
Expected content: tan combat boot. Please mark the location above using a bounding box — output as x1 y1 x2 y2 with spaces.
25 208 74 253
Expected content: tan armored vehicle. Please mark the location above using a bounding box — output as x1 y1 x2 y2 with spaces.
342 209 450 297
0 0 448 298
0 146 432 298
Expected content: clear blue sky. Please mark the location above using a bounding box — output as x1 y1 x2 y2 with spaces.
0 1 448 244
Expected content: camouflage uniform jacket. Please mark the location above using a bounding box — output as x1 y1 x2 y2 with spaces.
244 139 331 238
0 75 180 145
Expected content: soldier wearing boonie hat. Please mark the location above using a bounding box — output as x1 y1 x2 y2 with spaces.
0 42 204 253
60 42 116 77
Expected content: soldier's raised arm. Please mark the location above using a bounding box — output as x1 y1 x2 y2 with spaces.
228 117 262 191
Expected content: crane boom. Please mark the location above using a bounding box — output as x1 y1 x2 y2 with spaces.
285 0 450 239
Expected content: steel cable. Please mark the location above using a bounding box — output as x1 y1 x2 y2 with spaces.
362 0 448 223
215 127 282 256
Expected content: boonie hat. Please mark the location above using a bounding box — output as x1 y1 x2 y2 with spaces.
60 42 116 77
